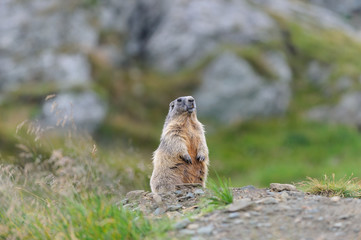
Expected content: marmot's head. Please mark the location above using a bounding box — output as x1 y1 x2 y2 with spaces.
168 96 196 118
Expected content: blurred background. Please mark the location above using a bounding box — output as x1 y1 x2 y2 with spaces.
2 0 361 192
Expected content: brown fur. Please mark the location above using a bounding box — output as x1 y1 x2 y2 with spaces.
150 96 209 193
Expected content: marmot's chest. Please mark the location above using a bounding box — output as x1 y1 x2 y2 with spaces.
182 127 200 160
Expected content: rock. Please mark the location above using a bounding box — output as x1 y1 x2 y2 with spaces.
309 92 361 125
306 0 361 28
167 204 183 211
333 222 343 228
153 207 166 215
254 0 356 34
270 183 297 192
173 219 191 229
195 52 291 123
0 0 97 92
240 185 257 191
228 212 241 219
98 0 136 33
335 77 353 92
186 192 195 198
197 224 214 235
227 199 254 212
332 92 361 124
330 196 341 202
187 223 200 230
306 61 331 86
166 211 182 219
180 229 196 235
41 91 107 132
125 190 145 200
256 197 279 204
256 222 272 228
339 214 353 220
145 0 278 73
40 52 92 89
194 188 205 195
263 51 292 83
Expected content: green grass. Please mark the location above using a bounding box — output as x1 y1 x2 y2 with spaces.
207 174 233 206
298 174 361 198
0 192 170 239
207 119 361 188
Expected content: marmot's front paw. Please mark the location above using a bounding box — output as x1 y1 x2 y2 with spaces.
180 154 192 164
196 154 206 162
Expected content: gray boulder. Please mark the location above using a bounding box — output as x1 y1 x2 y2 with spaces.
307 92 361 125
0 0 97 92
304 0 361 28
254 0 356 34
195 52 291 123
42 91 107 132
145 0 278 72
306 61 331 86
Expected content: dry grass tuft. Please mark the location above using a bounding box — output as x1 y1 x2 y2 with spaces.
298 174 361 198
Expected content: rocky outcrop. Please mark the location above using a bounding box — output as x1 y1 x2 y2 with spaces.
303 0 361 28
144 0 278 73
196 51 291 122
123 184 361 240
307 92 361 125
2 0 361 127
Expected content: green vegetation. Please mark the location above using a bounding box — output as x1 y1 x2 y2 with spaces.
207 119 361 187
0 189 170 239
298 174 361 198
0 121 168 239
207 174 233 206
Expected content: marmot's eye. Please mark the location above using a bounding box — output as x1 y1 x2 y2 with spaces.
171 104 174 109
177 98 182 102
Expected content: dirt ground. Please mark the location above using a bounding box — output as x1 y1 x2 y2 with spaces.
123 184 361 240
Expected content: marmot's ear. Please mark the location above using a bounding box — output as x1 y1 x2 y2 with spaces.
169 101 175 111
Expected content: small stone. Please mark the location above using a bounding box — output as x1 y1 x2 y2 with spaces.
228 212 241 219
186 192 195 198
330 196 341 202
333 222 343 228
153 207 166 215
305 208 320 214
167 211 182 219
187 223 199 230
256 223 271 228
174 190 183 196
240 185 256 191
194 188 205 195
339 214 353 220
226 199 254 212
190 237 205 240
243 212 251 218
125 190 145 201
233 219 244 224
280 191 289 199
250 211 261 216
270 183 297 192
256 197 279 204
317 217 324 221
173 219 191 229
167 204 182 211
197 224 214 235
180 229 195 235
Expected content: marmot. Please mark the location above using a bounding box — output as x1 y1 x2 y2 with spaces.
150 96 209 193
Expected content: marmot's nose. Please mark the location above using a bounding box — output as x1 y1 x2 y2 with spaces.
188 99 194 103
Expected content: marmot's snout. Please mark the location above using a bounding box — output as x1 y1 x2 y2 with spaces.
185 96 196 113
